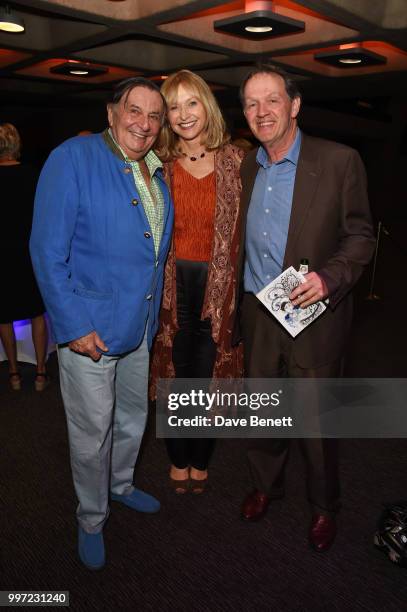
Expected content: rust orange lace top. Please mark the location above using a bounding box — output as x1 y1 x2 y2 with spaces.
173 160 216 262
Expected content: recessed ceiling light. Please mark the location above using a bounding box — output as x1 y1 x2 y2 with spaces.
245 25 273 33
214 10 304 40
314 47 386 68
50 62 108 78
0 6 25 33
339 58 362 64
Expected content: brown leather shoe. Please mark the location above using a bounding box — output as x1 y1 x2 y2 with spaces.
241 490 270 521
309 514 337 552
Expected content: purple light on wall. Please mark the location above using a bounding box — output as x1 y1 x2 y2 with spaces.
13 319 31 340
13 319 30 327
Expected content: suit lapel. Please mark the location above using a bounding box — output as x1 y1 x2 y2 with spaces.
240 152 258 224
283 135 321 267
237 150 259 282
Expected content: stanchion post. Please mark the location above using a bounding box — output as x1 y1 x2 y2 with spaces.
366 220 382 301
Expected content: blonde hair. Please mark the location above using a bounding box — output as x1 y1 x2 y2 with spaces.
0 123 21 160
156 70 229 161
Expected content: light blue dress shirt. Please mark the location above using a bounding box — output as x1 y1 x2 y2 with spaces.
244 129 302 294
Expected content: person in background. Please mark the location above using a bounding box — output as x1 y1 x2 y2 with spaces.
0 123 49 392
150 70 244 494
237 64 375 551
231 137 254 153
30 78 173 570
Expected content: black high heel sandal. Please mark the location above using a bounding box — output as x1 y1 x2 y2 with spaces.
34 372 50 392
9 372 22 391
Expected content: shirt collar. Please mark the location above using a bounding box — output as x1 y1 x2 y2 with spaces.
104 128 163 177
256 128 302 169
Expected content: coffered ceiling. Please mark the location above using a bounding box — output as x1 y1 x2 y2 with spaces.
0 0 406 105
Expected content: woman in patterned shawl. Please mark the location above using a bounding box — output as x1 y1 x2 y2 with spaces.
151 70 244 494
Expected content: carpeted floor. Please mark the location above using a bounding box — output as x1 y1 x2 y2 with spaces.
1 289 407 611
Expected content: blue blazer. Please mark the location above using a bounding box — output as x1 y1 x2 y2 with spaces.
30 132 173 355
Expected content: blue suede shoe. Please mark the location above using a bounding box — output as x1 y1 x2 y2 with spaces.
78 527 105 570
111 488 160 513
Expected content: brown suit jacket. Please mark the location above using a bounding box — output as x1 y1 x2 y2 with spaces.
237 133 375 368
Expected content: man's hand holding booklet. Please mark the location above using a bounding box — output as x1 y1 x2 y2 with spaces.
256 266 326 338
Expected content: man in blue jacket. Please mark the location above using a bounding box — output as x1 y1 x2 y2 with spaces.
30 77 173 570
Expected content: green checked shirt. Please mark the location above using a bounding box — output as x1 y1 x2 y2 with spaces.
107 129 165 256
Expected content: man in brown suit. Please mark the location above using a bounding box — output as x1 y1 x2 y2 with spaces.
238 64 375 551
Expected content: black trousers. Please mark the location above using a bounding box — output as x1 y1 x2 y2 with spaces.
242 292 341 513
165 260 216 470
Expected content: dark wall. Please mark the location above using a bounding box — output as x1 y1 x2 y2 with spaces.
1 102 107 168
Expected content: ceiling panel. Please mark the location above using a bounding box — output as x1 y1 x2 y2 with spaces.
159 1 358 55
38 0 199 21
72 39 228 71
0 0 405 104
0 48 31 67
275 42 407 77
0 10 106 51
16 58 140 83
324 0 407 29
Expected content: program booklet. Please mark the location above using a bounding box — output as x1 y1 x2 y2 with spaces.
256 266 326 338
